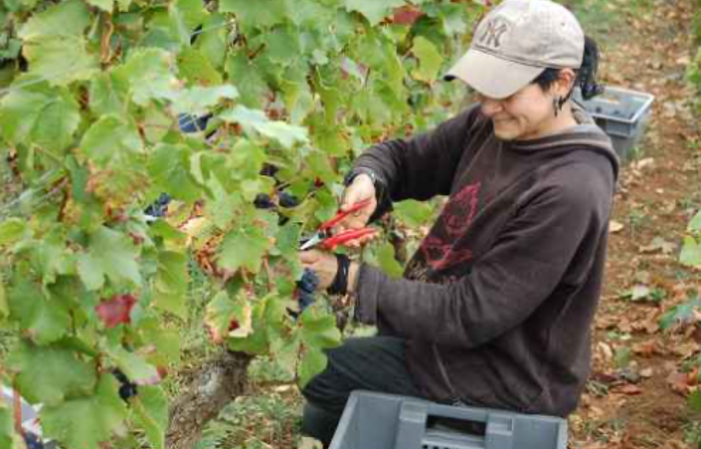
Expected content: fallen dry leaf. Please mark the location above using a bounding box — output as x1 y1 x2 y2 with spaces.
609 220 625 233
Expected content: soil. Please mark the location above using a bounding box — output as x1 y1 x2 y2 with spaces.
567 0 701 447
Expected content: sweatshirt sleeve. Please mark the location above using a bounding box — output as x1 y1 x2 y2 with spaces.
353 163 613 348
349 106 481 205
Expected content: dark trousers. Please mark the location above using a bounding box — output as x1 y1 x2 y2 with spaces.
300 336 422 447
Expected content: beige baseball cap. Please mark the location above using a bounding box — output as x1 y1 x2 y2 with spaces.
445 0 585 99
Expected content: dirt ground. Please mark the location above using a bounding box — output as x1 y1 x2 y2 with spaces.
567 0 701 447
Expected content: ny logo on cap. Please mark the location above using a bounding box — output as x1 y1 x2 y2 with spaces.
479 19 509 48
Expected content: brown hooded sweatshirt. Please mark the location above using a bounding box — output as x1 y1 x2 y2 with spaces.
349 103 619 417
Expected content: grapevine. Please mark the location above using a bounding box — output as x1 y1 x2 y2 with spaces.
0 1 484 448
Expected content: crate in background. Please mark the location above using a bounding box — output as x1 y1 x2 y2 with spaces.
331 391 567 449
574 86 655 161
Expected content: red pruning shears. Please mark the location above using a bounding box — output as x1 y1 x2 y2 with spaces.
299 198 376 251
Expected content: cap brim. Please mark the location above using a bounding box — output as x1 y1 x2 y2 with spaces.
444 49 545 100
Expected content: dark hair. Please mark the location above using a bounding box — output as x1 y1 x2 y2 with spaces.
532 36 604 101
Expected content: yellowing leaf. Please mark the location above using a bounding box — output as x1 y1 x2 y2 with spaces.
412 36 443 83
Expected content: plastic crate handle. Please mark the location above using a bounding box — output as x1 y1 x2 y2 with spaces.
393 400 514 449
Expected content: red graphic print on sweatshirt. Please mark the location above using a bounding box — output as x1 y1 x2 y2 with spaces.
420 182 481 272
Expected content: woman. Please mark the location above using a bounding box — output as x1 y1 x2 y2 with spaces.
299 0 617 446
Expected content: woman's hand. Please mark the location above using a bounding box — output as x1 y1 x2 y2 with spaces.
337 174 378 247
299 250 338 290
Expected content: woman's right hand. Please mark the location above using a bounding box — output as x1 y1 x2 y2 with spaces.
336 174 378 245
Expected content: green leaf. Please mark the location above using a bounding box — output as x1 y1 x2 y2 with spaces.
225 52 270 108
8 281 71 345
152 251 189 320
220 105 309 148
89 73 125 116
195 14 228 69
659 296 701 330
377 242 404 278
344 0 406 25
107 346 160 386
112 48 178 106
8 341 97 405
689 209 701 232
170 0 208 45
412 36 443 83
79 115 143 168
177 47 223 85
18 0 91 40
0 402 16 449
132 386 168 449
689 389 701 413
42 374 128 449
0 281 7 321
298 347 327 389
393 199 434 227
0 218 30 246
172 84 238 115
218 225 272 273
0 83 81 153
86 0 115 12
219 0 286 29
148 144 201 203
77 227 142 291
23 36 98 86
300 312 341 350
680 236 701 268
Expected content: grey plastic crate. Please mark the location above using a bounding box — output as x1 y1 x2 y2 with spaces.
330 391 567 449
574 86 654 161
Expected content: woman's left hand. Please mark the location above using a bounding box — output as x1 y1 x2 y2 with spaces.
299 250 338 290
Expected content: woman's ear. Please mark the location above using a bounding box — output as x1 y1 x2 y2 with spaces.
556 68 577 96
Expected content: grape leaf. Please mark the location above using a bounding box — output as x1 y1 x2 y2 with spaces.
86 0 114 12
0 281 7 321
300 312 341 350
225 52 270 108
89 73 125 116
411 36 443 83
219 0 286 29
0 83 81 153
112 48 178 106
8 280 71 345
0 218 30 246
42 374 127 449
218 225 272 273
0 401 16 449
172 84 238 115
77 227 142 291
8 341 97 406
393 199 434 227
18 0 91 40
220 105 309 149
344 0 406 25
23 36 98 85
152 251 189 320
298 347 327 388
148 144 201 203
107 346 160 386
169 0 208 45
177 47 223 85
79 115 143 168
377 242 404 279
95 294 137 329
131 386 168 449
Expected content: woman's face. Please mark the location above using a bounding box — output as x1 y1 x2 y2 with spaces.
479 84 559 141
476 69 576 141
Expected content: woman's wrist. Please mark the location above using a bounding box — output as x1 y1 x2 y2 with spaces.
347 261 361 294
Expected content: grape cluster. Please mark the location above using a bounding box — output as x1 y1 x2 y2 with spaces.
23 432 44 449
294 269 319 316
143 193 171 219
113 369 138 402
